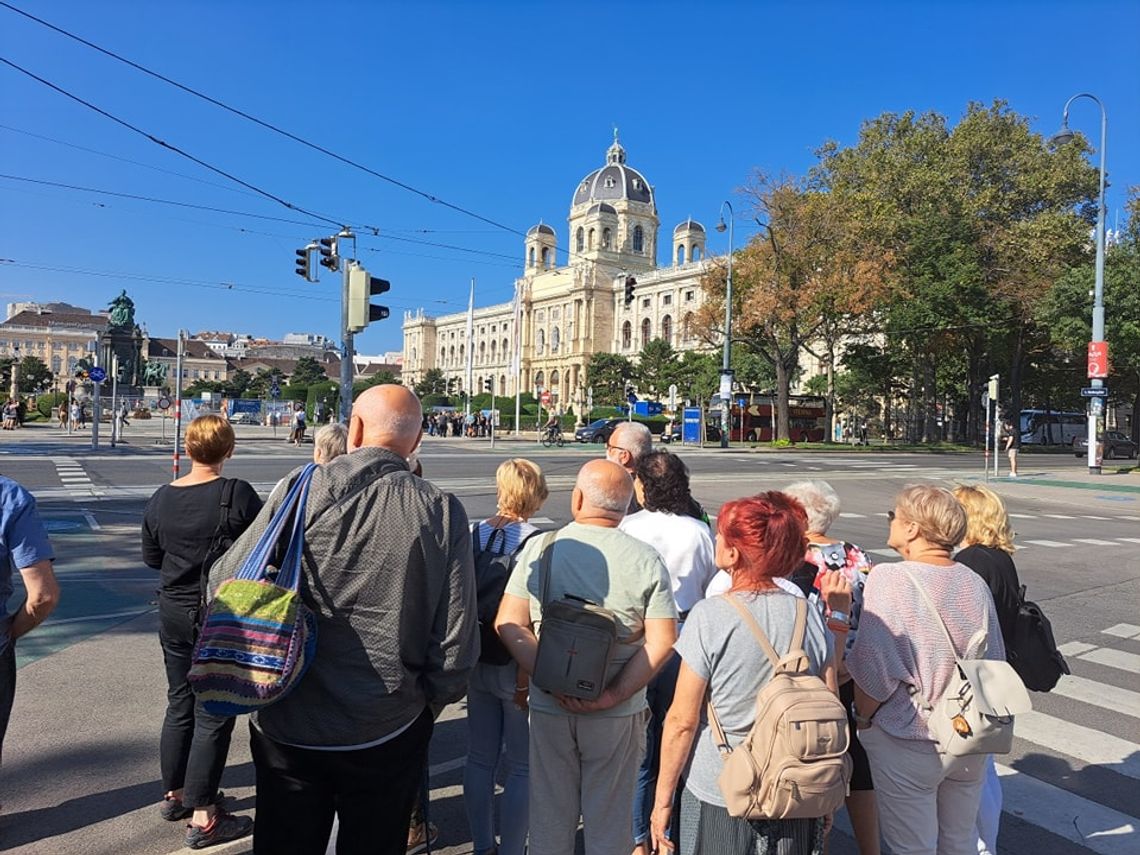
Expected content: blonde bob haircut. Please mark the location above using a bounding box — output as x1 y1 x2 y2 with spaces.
185 414 235 465
952 484 1015 554
496 458 549 519
894 483 967 551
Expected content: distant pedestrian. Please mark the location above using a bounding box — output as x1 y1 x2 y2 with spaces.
141 415 263 848
119 401 131 429
0 476 59 777
289 406 307 446
2 401 16 431
1002 423 1018 477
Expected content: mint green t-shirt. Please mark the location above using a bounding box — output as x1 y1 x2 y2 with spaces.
504 521 678 717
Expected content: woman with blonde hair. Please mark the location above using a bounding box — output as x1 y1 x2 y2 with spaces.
952 484 1022 855
848 484 1005 855
464 458 549 855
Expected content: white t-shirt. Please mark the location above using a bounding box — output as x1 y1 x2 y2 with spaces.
619 509 717 613
705 570 805 599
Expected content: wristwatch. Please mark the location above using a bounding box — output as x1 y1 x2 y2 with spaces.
850 701 873 729
828 609 850 624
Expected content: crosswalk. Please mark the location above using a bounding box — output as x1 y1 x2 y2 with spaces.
50 456 103 498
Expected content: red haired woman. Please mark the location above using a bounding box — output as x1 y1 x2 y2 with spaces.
650 493 851 855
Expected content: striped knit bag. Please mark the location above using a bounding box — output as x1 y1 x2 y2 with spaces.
189 464 318 716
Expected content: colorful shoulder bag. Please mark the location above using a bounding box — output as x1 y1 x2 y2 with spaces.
189 463 319 716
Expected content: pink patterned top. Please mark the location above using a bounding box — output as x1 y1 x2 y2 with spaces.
847 559 1005 743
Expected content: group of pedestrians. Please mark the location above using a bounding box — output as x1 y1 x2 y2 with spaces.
102 383 1023 854
425 411 493 438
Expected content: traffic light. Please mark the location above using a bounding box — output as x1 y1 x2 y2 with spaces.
624 275 636 306
294 244 316 281
446 377 456 395
484 377 493 393
318 236 338 271
347 265 392 332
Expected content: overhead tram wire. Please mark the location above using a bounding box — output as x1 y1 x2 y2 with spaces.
0 56 345 231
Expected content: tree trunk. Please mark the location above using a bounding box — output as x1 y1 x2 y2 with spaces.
1009 325 1025 440
775 355 792 441
825 343 836 443
966 340 981 446
923 356 939 443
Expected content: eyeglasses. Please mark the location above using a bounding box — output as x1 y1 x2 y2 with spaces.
606 443 629 454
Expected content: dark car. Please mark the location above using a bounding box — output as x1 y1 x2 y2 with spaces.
575 418 624 443
1073 431 1138 459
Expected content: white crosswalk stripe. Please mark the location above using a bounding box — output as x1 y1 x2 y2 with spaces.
1050 674 1140 719
1024 539 1073 547
1015 711 1140 780
1074 538 1124 546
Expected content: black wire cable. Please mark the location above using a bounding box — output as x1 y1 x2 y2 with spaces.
0 55 346 229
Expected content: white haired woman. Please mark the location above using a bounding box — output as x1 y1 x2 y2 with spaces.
313 423 348 464
782 480 878 855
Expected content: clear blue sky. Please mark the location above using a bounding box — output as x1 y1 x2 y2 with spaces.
2 0 1137 357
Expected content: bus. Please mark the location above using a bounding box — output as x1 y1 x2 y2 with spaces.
727 395 828 443
1019 409 1085 446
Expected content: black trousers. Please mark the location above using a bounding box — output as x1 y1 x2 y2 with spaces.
158 594 236 807
0 641 15 767
249 709 433 855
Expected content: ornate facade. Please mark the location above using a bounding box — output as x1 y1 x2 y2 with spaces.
401 134 718 413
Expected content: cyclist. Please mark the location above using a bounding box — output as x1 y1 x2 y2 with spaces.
542 413 562 441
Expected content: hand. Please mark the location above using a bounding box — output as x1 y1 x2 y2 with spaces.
556 688 619 714
822 813 835 836
513 686 529 712
650 803 675 853
819 570 852 614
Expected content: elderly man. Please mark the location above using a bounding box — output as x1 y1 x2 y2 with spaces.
496 459 677 855
209 385 478 855
604 421 653 513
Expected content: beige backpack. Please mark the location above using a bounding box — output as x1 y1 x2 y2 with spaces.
707 595 852 820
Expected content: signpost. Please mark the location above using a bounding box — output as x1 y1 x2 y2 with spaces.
1081 387 1108 398
89 365 105 451
1087 341 1109 378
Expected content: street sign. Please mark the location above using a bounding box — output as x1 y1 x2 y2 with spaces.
1088 341 1109 379
1081 387 1108 397
540 390 551 406
88 366 106 384
269 382 281 400
668 383 678 413
156 396 172 410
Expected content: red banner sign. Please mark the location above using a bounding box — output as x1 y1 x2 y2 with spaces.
1088 341 1109 379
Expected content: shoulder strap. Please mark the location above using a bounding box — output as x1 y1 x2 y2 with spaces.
537 531 558 606
901 568 963 662
721 594 781 668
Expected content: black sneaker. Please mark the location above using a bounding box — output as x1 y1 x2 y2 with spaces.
184 808 253 849
159 790 226 822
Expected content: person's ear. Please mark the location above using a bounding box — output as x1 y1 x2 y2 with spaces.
348 415 364 450
571 486 584 514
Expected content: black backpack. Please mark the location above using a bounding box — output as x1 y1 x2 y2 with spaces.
1008 585 1070 692
472 525 539 666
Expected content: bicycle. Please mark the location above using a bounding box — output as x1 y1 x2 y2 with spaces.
540 426 565 448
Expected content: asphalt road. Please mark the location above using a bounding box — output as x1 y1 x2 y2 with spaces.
2 422 1138 855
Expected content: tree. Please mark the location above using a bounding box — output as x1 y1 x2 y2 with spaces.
289 356 328 387
673 351 720 406
246 367 285 398
636 338 678 400
585 352 634 407
415 368 446 397
224 368 253 398
18 356 53 394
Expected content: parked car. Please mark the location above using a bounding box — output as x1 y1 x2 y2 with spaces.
1073 431 1138 459
229 412 260 425
575 418 624 443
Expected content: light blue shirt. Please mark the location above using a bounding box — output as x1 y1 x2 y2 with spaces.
0 477 55 654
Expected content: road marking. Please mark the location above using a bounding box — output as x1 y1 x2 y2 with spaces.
839 512 866 518
1043 513 1076 519
1079 647 1140 674
1074 538 1123 546
1023 539 1072 548
1102 623 1140 639
995 763 1138 855
529 517 555 525
47 607 156 626
867 548 897 557
1015 710 1140 780
1081 515 1112 520
1009 513 1037 519
1051 674 1140 719
1058 641 1097 656
1116 537 1140 544
1119 515 1140 521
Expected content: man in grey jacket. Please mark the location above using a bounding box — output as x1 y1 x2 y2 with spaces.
209 384 478 855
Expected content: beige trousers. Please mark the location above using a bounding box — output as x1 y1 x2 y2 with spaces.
528 708 646 855
859 725 987 855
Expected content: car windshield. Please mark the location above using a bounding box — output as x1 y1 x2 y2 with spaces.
585 419 609 429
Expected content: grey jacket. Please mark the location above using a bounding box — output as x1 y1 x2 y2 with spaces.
208 447 479 747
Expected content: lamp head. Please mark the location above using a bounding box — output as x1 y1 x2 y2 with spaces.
715 218 727 234
1050 124 1076 146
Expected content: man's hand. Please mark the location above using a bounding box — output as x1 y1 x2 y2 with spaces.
555 688 619 714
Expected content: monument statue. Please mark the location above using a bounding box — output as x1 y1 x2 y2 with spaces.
107 290 136 330
142 360 167 387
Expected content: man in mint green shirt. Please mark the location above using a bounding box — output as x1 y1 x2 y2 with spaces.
497 459 677 855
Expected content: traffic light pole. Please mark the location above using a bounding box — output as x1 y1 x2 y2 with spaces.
340 259 354 425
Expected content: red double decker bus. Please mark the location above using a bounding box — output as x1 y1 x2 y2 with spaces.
728 395 827 443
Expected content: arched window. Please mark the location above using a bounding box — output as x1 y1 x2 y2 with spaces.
448 346 455 363
499 375 506 395
536 328 545 354
576 227 584 252
661 314 672 343
640 318 651 348
490 340 497 359
692 245 702 261
588 228 595 250
602 228 612 249
551 326 560 353
440 347 446 363
676 244 686 265
550 370 560 388
528 247 536 267
534 370 545 390
633 225 644 252
479 341 486 363
459 344 465 362
411 347 417 363
621 321 632 350
541 246 550 268
502 337 509 356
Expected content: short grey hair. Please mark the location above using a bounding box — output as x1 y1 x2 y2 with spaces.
783 480 841 534
577 467 633 514
611 421 652 462
314 422 348 463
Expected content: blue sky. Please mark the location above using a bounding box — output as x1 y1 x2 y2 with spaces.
1 0 1137 357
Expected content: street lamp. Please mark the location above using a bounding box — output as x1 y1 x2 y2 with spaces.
1051 93 1107 474
715 201 734 449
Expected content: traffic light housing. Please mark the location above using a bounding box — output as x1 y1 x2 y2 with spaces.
294 244 316 281
624 275 636 306
318 236 338 271
347 265 392 332
484 377 493 393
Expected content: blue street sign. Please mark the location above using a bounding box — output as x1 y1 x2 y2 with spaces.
88 366 106 383
627 392 637 404
1080 387 1108 397
270 383 281 399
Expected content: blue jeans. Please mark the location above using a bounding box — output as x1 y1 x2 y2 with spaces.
463 680 530 855
633 650 682 845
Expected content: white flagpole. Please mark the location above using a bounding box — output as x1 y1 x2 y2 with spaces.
465 277 475 419
513 280 522 436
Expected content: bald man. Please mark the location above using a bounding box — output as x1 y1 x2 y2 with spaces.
496 459 678 855
209 385 478 855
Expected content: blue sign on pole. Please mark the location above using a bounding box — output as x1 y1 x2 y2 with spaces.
682 407 702 445
269 383 281 399
88 366 106 384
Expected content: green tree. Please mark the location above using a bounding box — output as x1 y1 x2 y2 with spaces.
415 368 446 397
224 368 253 398
636 338 678 400
289 356 328 387
17 356 53 394
246 367 285 397
585 352 634 407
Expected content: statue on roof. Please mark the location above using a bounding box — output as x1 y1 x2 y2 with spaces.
107 290 136 330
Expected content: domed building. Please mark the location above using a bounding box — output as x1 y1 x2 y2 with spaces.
402 133 719 417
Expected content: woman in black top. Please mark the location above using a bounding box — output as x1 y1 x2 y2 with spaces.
952 483 1021 855
142 415 262 848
